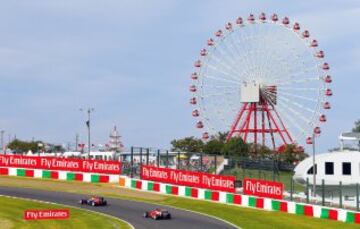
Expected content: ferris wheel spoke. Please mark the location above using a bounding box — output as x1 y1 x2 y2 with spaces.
271 65 320 83
275 77 319 86
277 102 313 125
208 55 244 80
278 96 318 114
211 43 243 75
200 91 235 98
205 63 242 82
277 91 318 102
203 75 242 85
279 87 319 91
276 106 309 138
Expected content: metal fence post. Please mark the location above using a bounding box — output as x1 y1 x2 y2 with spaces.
146 148 149 165
214 154 217 174
356 183 359 211
130 146 134 177
157 149 160 167
306 177 309 203
290 176 293 201
321 179 325 206
339 181 343 208
272 159 275 181
177 152 180 169
140 147 143 167
166 150 169 168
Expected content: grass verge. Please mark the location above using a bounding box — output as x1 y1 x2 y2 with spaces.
0 176 358 229
0 195 132 229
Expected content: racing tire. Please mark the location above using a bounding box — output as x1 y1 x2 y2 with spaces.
143 212 148 218
167 214 171 219
91 202 95 207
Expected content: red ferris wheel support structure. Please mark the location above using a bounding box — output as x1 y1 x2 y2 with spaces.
226 95 293 150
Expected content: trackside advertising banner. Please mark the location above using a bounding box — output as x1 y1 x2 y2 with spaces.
0 155 121 175
243 178 284 199
141 165 236 192
24 209 70 220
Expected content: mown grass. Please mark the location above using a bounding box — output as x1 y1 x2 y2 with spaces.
0 196 131 229
0 176 358 229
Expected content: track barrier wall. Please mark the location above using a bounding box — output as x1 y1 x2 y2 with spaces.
1 166 360 224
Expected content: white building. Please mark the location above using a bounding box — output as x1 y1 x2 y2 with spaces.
294 132 360 206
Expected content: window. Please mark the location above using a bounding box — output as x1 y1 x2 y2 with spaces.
342 162 351 175
307 164 317 174
325 162 334 175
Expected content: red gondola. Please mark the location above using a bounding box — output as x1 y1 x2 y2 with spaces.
259 12 266 21
295 146 304 153
325 88 332 96
302 30 310 38
248 14 255 22
225 22 232 30
189 85 197 92
196 121 204 129
191 72 198 80
323 101 331 109
314 126 321 135
236 17 243 25
190 97 197 105
215 30 222 37
310 39 318 47
324 75 332 83
319 114 326 122
293 22 300 31
316 50 325 58
271 13 278 22
322 62 330 70
194 60 201 68
282 17 290 25
306 137 313 144
200 48 207 56
192 110 199 117
202 132 209 140
207 38 214 46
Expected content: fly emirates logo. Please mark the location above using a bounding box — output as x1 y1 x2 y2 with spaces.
244 178 283 199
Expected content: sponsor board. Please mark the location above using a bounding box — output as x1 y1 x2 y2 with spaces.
0 155 121 175
243 178 284 199
141 165 236 192
24 209 69 220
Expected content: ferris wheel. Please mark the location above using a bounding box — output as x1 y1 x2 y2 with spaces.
189 13 332 151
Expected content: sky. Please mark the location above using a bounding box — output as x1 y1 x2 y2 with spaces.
0 0 359 153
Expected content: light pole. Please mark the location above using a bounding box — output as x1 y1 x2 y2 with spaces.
312 132 316 197
80 108 94 158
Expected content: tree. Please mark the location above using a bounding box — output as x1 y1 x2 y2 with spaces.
353 120 360 132
203 139 224 154
221 137 249 157
170 137 204 152
278 144 308 163
209 131 228 143
7 139 44 153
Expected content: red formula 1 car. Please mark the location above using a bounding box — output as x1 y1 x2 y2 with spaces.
79 196 107 206
144 208 172 220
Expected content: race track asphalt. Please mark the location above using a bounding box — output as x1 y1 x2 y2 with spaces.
0 186 237 229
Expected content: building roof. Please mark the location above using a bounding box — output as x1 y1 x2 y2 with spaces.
339 132 360 141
